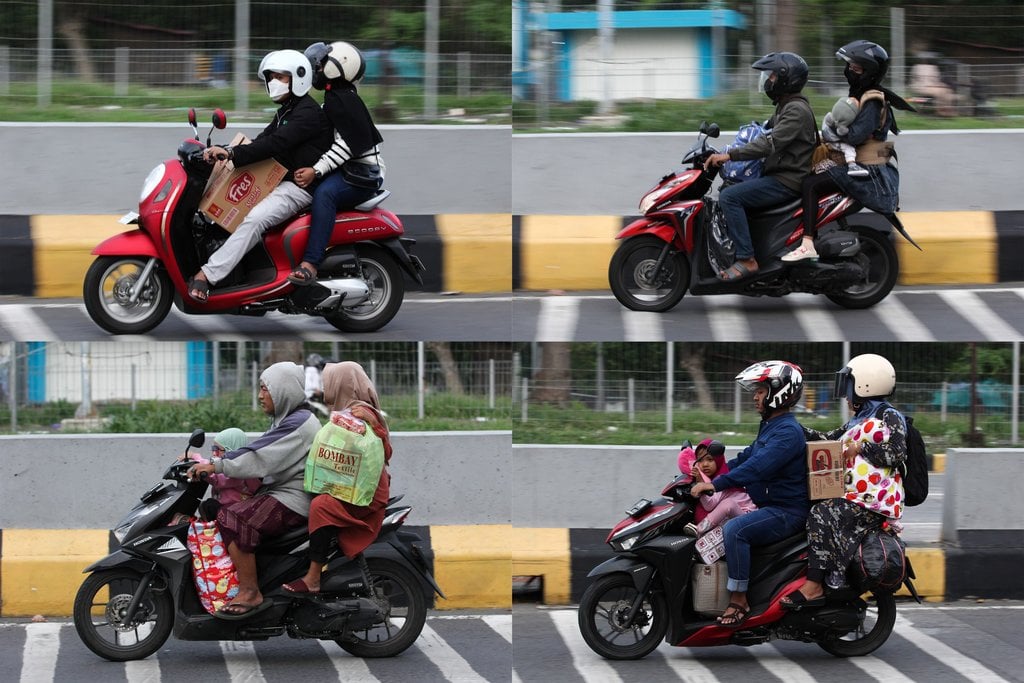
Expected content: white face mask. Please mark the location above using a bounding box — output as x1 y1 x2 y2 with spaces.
267 78 291 102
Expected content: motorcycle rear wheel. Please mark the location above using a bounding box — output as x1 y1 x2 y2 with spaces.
335 558 428 658
324 245 405 333
825 226 898 309
73 568 173 662
83 256 173 334
578 572 668 660
817 590 896 657
609 235 690 312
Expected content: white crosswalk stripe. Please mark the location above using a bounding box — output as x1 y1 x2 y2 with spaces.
481 614 513 645
788 294 844 341
871 295 935 341
622 309 664 341
317 639 382 682
536 297 580 341
893 613 1012 682
548 609 624 682
703 295 751 342
415 623 487 682
0 304 56 341
219 639 265 681
20 622 62 683
937 290 1020 341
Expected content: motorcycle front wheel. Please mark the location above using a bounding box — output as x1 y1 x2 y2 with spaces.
817 590 896 657
826 226 899 309
324 245 405 333
577 572 668 660
83 256 173 334
335 558 428 658
608 235 690 312
73 568 173 662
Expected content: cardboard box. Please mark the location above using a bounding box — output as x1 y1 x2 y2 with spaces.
807 440 845 499
694 525 725 564
199 134 288 233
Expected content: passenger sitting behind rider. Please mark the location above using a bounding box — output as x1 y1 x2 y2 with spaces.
186 50 333 303
678 438 757 537
188 362 320 619
704 52 817 282
690 361 810 627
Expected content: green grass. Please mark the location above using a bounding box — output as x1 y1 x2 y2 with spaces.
0 80 511 124
513 92 1024 133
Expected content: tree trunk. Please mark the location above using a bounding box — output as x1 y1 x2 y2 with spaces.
533 343 572 406
56 13 97 82
775 0 799 54
261 342 304 368
678 344 715 411
427 342 465 395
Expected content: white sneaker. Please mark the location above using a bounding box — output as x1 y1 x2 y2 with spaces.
781 242 819 262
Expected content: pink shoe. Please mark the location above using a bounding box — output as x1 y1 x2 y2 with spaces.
781 242 819 262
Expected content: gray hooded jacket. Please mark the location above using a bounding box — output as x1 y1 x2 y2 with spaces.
214 362 320 517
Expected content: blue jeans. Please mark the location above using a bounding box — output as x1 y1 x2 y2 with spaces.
722 506 807 592
718 176 799 260
301 171 379 267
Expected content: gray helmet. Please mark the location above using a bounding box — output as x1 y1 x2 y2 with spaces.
305 353 325 369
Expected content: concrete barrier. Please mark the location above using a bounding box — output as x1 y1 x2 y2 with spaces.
0 431 512 615
512 210 1024 290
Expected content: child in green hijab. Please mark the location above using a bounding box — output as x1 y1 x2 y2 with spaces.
192 427 262 520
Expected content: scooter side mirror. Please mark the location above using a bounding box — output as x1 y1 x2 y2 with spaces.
212 109 227 130
187 108 200 140
706 123 721 139
188 429 206 449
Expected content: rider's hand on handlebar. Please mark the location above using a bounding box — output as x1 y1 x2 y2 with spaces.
203 146 230 164
704 153 730 171
187 461 215 482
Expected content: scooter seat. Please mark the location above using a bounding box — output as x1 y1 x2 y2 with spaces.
258 526 309 553
754 197 802 218
753 531 807 558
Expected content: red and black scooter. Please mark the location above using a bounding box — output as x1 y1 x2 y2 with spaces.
608 122 920 313
83 109 424 335
577 471 913 660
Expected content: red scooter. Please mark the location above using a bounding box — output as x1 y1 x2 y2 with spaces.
608 122 919 313
84 109 424 335
577 470 917 660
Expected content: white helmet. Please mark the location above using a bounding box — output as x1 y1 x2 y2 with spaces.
257 49 313 98
735 360 803 417
304 41 366 89
834 354 896 402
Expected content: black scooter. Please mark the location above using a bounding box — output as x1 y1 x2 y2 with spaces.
73 429 443 662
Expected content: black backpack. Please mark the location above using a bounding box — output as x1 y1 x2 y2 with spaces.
875 405 929 506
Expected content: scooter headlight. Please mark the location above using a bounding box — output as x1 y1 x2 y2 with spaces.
140 163 166 202
612 534 640 551
113 521 134 543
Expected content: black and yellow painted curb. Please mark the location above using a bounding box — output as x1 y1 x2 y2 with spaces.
512 210 1024 291
0 214 512 298
0 524 511 616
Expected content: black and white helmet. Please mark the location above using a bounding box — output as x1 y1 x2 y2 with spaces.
736 360 804 414
304 41 366 90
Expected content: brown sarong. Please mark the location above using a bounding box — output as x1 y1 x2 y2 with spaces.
216 494 306 552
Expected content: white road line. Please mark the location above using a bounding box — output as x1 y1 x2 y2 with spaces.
316 639 381 682
622 310 665 341
894 613 1011 681
536 297 580 341
166 308 253 341
20 622 62 683
759 643 819 683
0 304 56 341
548 609 623 682
415 623 487 682
937 290 1021 341
849 654 915 682
658 647 722 682
703 295 751 341
125 658 163 683
219 639 266 682
871 295 935 341
481 614 513 645
788 294 843 341
263 312 349 341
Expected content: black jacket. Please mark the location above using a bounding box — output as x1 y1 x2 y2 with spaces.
230 94 333 182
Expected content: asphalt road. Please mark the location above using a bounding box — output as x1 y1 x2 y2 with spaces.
0 610 511 683
513 601 1024 682
0 293 514 341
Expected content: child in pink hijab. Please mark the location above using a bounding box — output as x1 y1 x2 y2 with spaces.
677 438 757 536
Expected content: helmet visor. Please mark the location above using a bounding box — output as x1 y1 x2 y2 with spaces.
737 378 764 394
758 70 772 95
833 367 853 400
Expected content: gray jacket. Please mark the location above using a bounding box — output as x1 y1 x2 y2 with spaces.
214 362 320 517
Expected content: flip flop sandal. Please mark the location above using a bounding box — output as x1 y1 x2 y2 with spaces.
780 589 826 611
717 602 751 628
187 277 210 303
717 262 757 282
214 599 272 621
286 266 317 286
281 578 319 594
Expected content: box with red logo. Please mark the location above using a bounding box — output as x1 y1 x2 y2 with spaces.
199 134 288 233
807 440 845 499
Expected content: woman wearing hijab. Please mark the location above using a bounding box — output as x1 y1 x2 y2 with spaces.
283 361 392 594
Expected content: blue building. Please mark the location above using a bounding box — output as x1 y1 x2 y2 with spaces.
514 5 746 102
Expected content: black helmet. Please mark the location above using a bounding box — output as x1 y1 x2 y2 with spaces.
752 52 809 101
305 353 325 369
836 40 889 92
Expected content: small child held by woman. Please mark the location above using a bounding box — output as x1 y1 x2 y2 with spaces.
189 427 262 521
677 438 757 537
